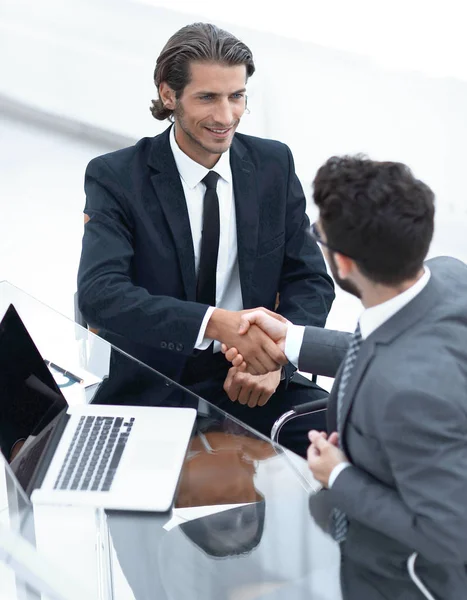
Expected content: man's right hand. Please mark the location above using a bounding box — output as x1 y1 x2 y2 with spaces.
206 308 288 375
220 310 289 372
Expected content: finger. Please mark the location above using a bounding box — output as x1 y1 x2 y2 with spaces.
308 430 323 443
310 433 328 452
257 389 273 407
225 347 239 362
247 387 262 408
223 367 236 393
221 343 227 354
235 360 247 371
259 335 288 368
227 376 243 402
248 354 270 375
231 354 244 368
245 363 260 375
238 316 253 335
328 432 339 446
237 383 251 405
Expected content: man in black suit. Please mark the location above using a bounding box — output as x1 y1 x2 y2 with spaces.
77 22 334 456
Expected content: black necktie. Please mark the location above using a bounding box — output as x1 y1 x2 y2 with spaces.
197 171 221 306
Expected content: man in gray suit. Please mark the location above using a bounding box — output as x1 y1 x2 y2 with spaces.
222 155 467 599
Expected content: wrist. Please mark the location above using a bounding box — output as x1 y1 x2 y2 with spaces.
205 308 230 341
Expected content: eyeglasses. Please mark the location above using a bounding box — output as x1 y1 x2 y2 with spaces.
309 222 333 251
309 222 354 259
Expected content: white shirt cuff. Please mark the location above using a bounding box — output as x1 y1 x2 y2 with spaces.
328 462 351 488
285 324 305 367
195 306 216 350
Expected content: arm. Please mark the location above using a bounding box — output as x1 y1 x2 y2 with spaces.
276 147 335 328
330 390 467 564
77 157 208 355
298 326 351 377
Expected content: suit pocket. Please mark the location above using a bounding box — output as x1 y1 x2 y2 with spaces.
256 232 285 257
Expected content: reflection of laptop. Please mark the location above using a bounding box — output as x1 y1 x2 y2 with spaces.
0 304 196 512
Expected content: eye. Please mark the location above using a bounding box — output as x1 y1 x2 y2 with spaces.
231 93 244 100
199 94 213 101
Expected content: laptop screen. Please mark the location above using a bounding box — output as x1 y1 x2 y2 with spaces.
0 305 68 492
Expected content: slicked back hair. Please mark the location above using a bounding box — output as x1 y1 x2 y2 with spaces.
151 22 255 121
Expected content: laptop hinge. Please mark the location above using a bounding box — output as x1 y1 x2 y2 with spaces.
27 412 71 495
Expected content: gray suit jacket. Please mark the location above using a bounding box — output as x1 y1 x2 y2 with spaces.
300 256 467 600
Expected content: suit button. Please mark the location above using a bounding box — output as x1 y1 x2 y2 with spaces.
176 343 184 352
160 341 167 349
168 342 175 350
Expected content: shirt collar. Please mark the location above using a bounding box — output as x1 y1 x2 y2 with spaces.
169 125 232 189
359 266 431 340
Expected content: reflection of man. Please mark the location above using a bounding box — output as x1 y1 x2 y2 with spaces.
223 156 467 599
77 22 334 455
176 429 272 558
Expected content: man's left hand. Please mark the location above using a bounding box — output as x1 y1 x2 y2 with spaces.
307 430 348 488
223 367 281 408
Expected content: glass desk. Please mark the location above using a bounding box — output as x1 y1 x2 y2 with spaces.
0 281 341 600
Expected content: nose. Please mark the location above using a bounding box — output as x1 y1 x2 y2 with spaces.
212 97 234 126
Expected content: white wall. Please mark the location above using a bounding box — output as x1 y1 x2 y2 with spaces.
0 0 466 325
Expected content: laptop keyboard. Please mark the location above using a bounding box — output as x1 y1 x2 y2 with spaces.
54 415 134 493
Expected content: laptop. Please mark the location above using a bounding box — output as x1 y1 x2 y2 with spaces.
0 304 196 512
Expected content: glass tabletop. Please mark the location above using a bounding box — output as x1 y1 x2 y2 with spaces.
0 281 341 600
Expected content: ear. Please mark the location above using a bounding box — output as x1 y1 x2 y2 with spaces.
333 253 354 280
158 82 176 110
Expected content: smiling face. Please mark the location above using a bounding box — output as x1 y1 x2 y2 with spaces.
159 61 247 168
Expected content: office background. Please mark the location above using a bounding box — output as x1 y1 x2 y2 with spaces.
0 0 466 334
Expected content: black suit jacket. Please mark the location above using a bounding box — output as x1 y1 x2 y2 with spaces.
77 127 334 383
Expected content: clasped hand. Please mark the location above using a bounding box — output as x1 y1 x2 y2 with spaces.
219 308 290 375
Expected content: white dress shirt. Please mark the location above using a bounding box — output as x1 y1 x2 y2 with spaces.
169 126 243 352
283 267 431 488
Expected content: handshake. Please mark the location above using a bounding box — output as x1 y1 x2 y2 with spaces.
205 307 291 375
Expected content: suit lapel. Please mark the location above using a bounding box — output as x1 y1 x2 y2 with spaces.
147 128 197 301
339 340 376 447
230 137 259 308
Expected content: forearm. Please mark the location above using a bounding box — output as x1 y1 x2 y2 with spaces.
78 272 208 355
298 326 350 376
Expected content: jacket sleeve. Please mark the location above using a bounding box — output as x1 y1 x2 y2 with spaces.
77 157 208 354
276 146 335 328
298 326 351 377
330 389 467 564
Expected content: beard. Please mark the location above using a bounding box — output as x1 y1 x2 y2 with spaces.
328 252 362 299
173 101 238 157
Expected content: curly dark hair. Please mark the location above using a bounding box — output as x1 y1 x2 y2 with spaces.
313 155 435 285
150 22 255 121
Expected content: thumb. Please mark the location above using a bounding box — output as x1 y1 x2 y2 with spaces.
238 312 260 334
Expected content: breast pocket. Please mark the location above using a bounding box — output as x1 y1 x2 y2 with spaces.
256 232 285 258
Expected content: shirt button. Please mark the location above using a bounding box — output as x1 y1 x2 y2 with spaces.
168 342 175 350
160 341 167 349
176 343 184 352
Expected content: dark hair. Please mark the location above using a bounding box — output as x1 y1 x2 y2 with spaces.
313 155 435 285
150 22 255 121
180 501 265 558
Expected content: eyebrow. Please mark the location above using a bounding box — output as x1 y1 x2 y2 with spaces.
195 88 247 96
